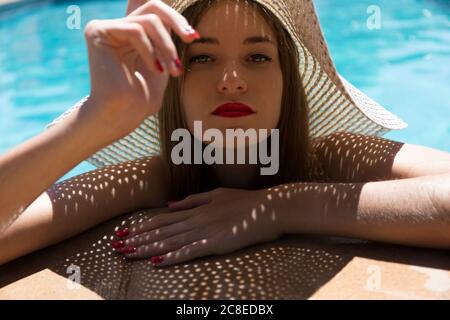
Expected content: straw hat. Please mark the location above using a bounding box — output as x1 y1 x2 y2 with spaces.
46 0 407 168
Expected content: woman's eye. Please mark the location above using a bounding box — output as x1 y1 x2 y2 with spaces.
188 55 212 64
188 54 272 65
250 54 272 63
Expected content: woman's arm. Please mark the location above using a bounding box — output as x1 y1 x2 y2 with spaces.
97 133 450 267
0 0 195 264
0 153 168 266
110 173 449 267
312 131 450 182
0 96 169 265
0 97 114 232
274 172 450 249
276 132 450 248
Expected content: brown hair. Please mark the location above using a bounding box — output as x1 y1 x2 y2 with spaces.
159 0 316 200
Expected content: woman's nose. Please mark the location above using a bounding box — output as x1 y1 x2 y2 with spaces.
217 65 247 94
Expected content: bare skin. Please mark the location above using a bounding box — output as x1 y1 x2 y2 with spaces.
0 0 195 264
180 0 282 187
0 0 449 267
120 132 450 267
116 1 450 266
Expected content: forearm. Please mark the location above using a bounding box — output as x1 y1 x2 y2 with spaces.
0 97 114 231
272 173 450 249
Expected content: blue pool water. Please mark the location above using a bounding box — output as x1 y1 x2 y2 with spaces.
0 0 449 182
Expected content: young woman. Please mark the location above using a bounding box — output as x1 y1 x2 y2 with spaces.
0 0 449 267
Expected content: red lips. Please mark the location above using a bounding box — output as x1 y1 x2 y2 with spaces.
212 102 256 118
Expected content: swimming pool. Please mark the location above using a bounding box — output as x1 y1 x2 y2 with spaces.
1 0 449 182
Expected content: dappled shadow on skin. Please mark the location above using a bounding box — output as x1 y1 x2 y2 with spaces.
46 157 156 219
0 207 353 299
311 131 405 183
2 132 443 299
1 206 449 299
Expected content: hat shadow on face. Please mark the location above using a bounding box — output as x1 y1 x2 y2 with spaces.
1 132 448 299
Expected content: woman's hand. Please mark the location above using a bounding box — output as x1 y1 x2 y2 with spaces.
112 188 286 267
83 0 199 140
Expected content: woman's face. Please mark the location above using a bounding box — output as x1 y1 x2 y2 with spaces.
181 0 283 142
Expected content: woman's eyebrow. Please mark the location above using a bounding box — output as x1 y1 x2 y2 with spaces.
189 35 275 46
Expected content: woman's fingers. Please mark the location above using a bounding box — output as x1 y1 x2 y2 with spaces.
123 229 204 259
121 23 161 74
168 191 213 211
127 14 183 76
167 188 225 211
86 20 161 75
88 0 200 78
125 210 194 237
128 0 199 43
123 218 196 248
126 0 147 16
150 238 216 267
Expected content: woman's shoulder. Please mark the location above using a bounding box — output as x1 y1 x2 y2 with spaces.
307 138 329 182
309 132 358 182
309 132 362 182
310 131 405 183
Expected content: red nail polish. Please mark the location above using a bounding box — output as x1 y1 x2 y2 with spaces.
155 59 164 73
174 58 183 71
116 228 129 238
185 26 200 39
111 240 125 249
192 31 200 39
188 30 200 39
150 256 164 265
120 246 137 254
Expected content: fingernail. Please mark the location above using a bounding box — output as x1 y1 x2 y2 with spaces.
150 256 164 265
174 58 183 72
185 26 200 39
116 228 129 238
184 25 194 33
167 201 176 206
155 59 164 73
193 31 200 39
111 240 125 249
118 246 137 254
